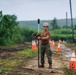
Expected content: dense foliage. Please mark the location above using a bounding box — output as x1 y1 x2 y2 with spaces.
50 28 76 41
0 12 76 45
0 13 36 45
0 13 22 45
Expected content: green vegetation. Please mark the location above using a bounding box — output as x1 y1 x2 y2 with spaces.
50 28 76 41
0 49 37 72
20 27 37 42
0 13 22 45
51 17 60 29
18 18 76 29
0 12 37 46
0 11 76 46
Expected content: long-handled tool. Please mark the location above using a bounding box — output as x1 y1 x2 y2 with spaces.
37 19 41 67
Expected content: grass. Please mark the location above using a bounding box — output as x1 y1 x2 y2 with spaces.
0 67 12 72
0 49 37 72
0 44 23 48
0 42 31 48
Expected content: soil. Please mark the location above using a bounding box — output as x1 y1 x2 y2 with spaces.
0 43 72 75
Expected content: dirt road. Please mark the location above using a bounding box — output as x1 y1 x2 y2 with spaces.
0 43 71 75
8 43 71 75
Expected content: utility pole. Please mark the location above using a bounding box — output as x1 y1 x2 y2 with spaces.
66 12 68 42
69 0 74 42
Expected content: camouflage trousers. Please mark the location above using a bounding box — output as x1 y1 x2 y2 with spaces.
41 43 52 65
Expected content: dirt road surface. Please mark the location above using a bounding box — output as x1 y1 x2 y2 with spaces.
1 43 71 75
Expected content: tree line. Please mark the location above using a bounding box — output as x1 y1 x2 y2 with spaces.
0 11 76 46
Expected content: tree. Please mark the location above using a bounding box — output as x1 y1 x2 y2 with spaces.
51 18 59 29
0 11 38 45
0 12 22 45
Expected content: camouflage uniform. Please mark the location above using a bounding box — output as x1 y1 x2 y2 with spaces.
41 43 52 65
40 31 52 66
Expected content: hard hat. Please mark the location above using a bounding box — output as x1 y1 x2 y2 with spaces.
43 22 48 27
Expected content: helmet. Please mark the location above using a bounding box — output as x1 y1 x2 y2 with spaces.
43 22 48 27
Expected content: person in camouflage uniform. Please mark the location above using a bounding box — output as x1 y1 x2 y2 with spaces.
33 22 52 69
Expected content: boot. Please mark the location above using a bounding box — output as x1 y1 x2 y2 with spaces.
39 64 44 68
48 64 52 69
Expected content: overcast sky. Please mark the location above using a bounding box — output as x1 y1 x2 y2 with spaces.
0 0 76 21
